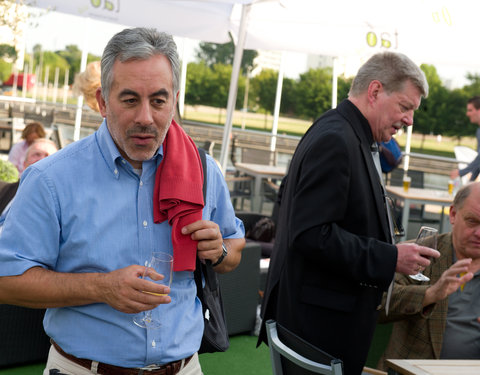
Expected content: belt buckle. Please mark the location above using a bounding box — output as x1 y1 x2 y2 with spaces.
138 364 163 371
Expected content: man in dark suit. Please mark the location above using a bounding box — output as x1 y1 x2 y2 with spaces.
258 52 439 375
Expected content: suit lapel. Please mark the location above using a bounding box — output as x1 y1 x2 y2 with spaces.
337 101 391 241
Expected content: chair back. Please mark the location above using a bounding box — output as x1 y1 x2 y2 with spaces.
265 320 343 375
454 145 478 185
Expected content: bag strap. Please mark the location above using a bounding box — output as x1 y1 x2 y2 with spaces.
198 147 207 202
194 148 219 295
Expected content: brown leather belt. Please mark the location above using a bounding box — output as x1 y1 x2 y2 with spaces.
51 340 193 375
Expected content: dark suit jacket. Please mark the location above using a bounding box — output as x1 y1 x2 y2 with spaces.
377 233 453 370
259 100 398 375
0 180 19 214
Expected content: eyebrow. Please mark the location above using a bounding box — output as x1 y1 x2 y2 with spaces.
118 88 170 99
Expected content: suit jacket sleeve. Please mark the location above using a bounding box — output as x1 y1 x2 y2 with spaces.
289 125 396 289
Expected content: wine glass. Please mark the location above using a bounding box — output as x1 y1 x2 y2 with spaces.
133 251 173 329
409 226 438 282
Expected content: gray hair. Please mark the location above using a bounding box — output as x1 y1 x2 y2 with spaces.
349 52 428 98
453 183 477 210
100 27 180 102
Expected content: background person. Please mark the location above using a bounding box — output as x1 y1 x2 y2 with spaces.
376 182 480 370
258 51 439 375
450 96 480 182
0 27 245 375
8 121 46 174
0 138 58 220
73 60 101 113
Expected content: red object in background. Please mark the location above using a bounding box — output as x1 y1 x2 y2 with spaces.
3 73 36 90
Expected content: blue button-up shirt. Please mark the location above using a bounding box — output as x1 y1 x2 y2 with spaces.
0 121 244 367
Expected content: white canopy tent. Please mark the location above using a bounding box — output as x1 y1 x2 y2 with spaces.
30 0 480 172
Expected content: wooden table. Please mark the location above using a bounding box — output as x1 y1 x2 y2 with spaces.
234 162 286 212
385 186 453 240
386 359 480 375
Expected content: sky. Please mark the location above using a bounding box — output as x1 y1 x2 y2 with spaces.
21 9 479 89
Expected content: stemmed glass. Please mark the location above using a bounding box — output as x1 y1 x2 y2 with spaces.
409 226 438 282
133 251 173 329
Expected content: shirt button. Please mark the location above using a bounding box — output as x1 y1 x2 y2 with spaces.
140 181 143 186
114 169 118 175
143 220 148 227
122 160 126 164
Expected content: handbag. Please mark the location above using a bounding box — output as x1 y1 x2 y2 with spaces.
194 148 230 353
194 259 230 353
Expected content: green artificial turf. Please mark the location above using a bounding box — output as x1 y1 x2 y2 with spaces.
0 335 271 375
200 335 272 374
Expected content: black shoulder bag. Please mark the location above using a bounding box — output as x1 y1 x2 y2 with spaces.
194 148 230 353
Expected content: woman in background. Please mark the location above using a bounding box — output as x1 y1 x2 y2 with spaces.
8 121 46 174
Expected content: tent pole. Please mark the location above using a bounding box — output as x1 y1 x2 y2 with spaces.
332 56 338 108
270 51 285 165
74 17 90 142
219 3 251 174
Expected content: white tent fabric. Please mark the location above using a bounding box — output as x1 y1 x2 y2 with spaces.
30 0 480 171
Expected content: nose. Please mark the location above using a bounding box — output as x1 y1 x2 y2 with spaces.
136 101 153 125
403 110 414 127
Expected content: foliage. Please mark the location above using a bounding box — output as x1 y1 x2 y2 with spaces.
0 159 18 183
250 69 279 114
296 67 333 120
196 40 257 74
0 59 12 82
414 64 472 148
0 44 16 60
0 0 29 46
23 45 100 85
186 61 245 111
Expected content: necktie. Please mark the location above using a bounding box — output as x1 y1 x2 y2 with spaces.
371 144 395 315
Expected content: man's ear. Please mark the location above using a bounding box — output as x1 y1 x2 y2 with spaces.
96 88 107 117
367 80 383 105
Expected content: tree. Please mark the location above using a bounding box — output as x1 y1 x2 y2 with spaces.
414 64 470 148
57 44 100 84
0 0 29 45
250 69 278 115
196 40 257 74
295 67 333 120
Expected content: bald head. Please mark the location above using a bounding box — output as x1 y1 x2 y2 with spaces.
23 139 58 169
450 182 480 261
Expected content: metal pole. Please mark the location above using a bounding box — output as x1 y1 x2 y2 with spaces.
219 4 251 173
270 51 285 165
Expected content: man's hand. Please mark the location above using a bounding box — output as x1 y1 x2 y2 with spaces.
182 220 223 264
182 220 245 273
396 242 440 275
99 265 171 314
450 169 460 179
423 258 473 307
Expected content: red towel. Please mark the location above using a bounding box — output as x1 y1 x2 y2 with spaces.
153 120 204 272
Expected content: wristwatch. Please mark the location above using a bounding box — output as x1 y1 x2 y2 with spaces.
212 243 228 267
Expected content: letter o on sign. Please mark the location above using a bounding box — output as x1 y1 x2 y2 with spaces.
366 32 377 47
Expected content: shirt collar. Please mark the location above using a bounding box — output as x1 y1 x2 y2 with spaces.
95 119 164 178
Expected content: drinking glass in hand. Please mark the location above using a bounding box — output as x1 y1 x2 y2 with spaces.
409 226 438 282
133 251 173 329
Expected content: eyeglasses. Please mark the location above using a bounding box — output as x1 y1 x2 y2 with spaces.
385 195 405 240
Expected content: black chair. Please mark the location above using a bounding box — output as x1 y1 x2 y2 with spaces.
265 320 343 375
218 242 261 336
0 305 50 367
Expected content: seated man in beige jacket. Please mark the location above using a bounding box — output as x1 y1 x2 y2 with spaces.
377 182 480 370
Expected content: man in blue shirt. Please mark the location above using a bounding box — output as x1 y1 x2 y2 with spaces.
0 28 245 375
451 96 480 182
